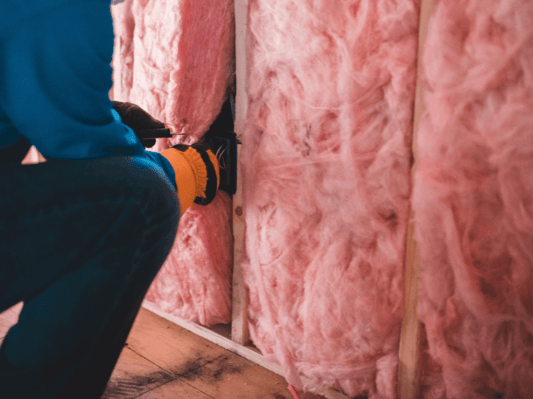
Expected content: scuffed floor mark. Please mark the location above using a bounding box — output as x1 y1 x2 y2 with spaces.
102 370 174 398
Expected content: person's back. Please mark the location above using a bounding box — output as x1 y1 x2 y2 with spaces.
0 1 219 397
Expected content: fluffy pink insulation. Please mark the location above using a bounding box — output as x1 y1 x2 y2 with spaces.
413 1 533 398
111 0 235 143
145 193 233 325
111 0 235 326
242 0 419 396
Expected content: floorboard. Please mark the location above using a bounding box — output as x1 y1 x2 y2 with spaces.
0 303 319 399
136 379 214 399
125 308 228 375
102 347 174 399
161 351 293 399
106 308 294 398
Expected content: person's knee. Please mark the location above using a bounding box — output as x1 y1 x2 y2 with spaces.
94 155 180 227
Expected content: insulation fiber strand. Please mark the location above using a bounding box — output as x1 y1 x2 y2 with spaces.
145 193 233 326
413 0 533 397
242 0 419 396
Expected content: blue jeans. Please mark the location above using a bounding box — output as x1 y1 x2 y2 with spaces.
0 155 179 398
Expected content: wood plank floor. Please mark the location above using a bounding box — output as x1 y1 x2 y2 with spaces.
0 303 325 399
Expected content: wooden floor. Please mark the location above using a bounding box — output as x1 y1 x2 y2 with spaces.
0 303 324 399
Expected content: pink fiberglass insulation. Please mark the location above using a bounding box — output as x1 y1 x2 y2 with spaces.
111 0 235 326
21 147 40 165
145 192 233 326
111 0 235 144
111 0 135 103
242 0 419 396
413 1 533 398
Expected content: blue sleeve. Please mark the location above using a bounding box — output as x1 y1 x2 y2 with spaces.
0 1 176 189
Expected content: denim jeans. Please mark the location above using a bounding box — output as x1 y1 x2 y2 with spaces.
0 155 179 398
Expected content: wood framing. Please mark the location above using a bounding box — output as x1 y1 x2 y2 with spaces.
144 301 280 374
230 0 250 347
397 1 434 398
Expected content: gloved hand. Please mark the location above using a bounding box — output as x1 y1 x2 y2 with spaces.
161 142 220 215
112 101 164 148
112 101 219 213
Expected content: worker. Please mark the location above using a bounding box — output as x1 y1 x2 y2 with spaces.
0 0 219 397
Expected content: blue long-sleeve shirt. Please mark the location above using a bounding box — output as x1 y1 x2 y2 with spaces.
0 0 176 189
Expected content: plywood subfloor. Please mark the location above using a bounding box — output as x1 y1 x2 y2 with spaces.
0 304 324 399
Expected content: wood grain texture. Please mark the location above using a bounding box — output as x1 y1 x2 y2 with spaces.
140 352 293 399
102 347 173 399
122 307 295 398
231 0 250 347
2 304 296 398
397 0 433 398
126 307 227 375
144 303 345 399
398 218 422 399
143 301 285 376
136 380 214 399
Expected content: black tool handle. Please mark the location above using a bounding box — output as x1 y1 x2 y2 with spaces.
137 128 175 138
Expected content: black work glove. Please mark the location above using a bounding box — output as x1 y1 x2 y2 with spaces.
112 101 165 148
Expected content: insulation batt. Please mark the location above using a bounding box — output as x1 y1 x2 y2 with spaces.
413 1 533 398
145 193 233 325
112 0 235 144
242 0 419 397
111 0 235 326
